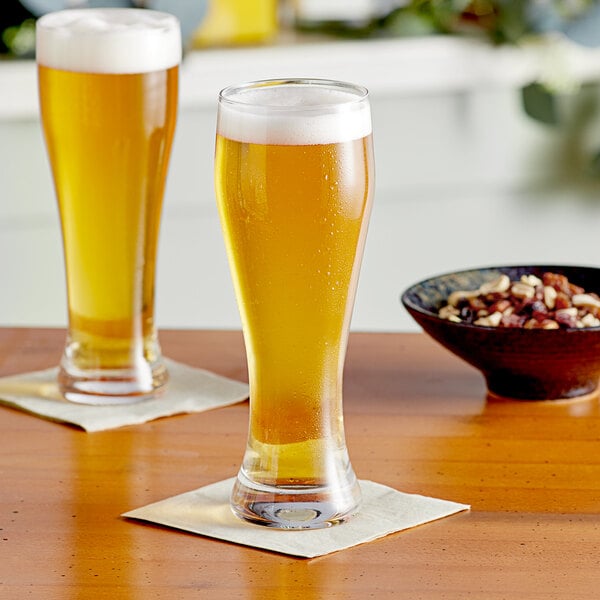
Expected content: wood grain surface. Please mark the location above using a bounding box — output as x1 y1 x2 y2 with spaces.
0 328 599 599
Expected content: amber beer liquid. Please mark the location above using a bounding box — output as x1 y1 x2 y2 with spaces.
216 80 374 528
36 9 181 404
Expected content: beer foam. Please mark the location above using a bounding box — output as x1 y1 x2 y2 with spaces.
218 83 372 145
36 8 181 74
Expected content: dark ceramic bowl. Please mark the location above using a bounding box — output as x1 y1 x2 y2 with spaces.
401 265 600 401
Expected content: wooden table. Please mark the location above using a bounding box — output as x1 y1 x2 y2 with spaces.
1 328 599 599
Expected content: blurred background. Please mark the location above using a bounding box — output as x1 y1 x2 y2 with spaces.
3 0 600 332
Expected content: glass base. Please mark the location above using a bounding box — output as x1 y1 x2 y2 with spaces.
230 470 361 530
58 360 168 405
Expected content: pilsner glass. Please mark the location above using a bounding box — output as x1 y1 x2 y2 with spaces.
37 9 180 404
215 79 374 528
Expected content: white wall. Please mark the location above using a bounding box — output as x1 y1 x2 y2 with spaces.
2 36 600 332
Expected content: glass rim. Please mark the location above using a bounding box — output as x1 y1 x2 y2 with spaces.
218 78 369 112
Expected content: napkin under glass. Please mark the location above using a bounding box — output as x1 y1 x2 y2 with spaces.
123 477 469 558
0 358 248 431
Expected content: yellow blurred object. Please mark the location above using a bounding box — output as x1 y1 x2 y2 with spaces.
193 0 279 47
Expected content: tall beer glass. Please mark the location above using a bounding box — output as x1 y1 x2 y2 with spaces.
215 79 374 528
37 9 180 404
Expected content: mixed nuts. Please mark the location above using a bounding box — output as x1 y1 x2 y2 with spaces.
438 272 600 329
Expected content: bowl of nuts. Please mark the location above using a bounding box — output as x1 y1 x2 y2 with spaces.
401 265 600 400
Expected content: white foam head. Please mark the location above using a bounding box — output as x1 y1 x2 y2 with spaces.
36 8 181 74
217 80 372 145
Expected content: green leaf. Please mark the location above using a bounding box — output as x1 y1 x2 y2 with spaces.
2 19 36 57
521 82 559 125
383 10 438 37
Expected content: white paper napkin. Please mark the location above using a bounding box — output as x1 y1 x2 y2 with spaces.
0 358 248 432
122 477 469 558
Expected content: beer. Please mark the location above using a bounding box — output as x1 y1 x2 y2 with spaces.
37 9 181 403
215 80 374 527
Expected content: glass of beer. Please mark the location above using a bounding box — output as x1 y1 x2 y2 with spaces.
36 8 180 405
215 79 374 528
